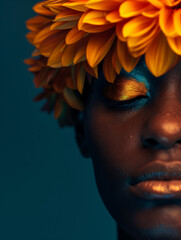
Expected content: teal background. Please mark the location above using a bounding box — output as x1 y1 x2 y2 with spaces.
0 1 116 239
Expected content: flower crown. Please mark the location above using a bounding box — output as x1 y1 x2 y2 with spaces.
26 0 181 124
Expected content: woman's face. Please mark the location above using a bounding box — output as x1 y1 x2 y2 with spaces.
83 59 181 240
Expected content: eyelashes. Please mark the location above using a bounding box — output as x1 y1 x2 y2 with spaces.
103 78 148 103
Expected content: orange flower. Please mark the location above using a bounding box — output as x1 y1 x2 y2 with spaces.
119 0 181 75
25 0 181 119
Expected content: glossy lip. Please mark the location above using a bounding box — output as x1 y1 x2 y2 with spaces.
130 161 181 199
130 180 181 199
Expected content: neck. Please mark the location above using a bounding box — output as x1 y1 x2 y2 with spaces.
117 225 135 240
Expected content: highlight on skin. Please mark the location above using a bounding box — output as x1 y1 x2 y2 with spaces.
25 0 181 123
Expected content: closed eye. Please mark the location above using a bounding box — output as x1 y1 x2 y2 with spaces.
103 78 148 102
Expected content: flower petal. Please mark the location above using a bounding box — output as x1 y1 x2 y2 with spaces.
86 30 116 67
33 2 55 16
62 1 88 12
173 9 181 36
106 10 123 23
117 40 140 72
26 15 50 32
40 31 67 57
112 46 122 74
65 26 88 44
164 0 181 7
54 97 63 119
116 21 127 41
103 51 116 83
24 58 37 65
61 42 80 66
73 39 87 64
51 20 77 30
127 23 160 56
34 91 48 102
146 0 164 8
54 10 81 21
78 23 113 32
83 61 98 78
53 70 67 93
142 5 160 18
65 67 77 89
44 1 65 14
167 36 181 55
145 33 179 76
75 63 86 93
123 15 157 38
34 25 56 47
48 41 66 68
63 88 84 110
32 49 40 57
159 8 176 37
120 1 149 18
34 68 50 88
86 0 121 11
80 10 109 25
78 10 114 32
26 32 37 44
28 65 43 72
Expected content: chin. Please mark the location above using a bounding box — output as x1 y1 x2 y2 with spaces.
125 204 181 240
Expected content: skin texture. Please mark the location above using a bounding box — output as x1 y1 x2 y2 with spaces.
75 59 181 240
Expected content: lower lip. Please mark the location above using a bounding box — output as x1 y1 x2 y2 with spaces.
130 180 181 199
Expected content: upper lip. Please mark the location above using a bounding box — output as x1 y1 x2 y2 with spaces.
131 161 181 185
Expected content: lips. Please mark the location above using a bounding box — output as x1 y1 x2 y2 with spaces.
131 161 181 184
130 161 181 199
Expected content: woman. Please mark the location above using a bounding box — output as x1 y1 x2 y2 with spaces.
26 0 181 239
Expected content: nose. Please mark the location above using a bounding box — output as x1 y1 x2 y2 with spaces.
141 112 181 150
141 60 181 150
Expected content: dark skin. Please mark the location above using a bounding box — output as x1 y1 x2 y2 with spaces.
74 59 181 240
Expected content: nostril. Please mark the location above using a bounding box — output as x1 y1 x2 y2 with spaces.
142 137 181 149
176 139 181 144
143 138 158 147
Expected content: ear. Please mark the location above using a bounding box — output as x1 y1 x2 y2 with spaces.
73 111 90 158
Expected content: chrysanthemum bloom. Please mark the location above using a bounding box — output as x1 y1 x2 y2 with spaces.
25 0 181 124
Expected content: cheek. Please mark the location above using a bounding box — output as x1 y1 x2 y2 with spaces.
84 103 146 226
83 103 175 240
85 103 143 177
